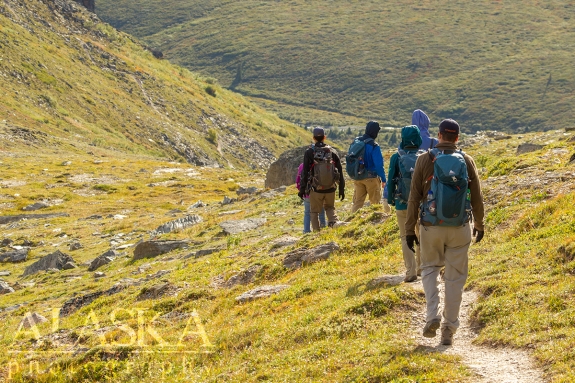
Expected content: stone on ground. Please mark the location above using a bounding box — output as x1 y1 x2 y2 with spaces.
22 202 49 211
220 218 267 235
20 312 48 328
212 265 262 288
133 240 189 260
236 285 290 303
0 248 29 263
366 275 404 289
137 282 178 300
0 281 15 294
88 249 119 271
283 242 339 269
22 250 76 277
154 215 202 234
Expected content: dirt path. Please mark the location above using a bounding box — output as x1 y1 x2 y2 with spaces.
410 282 545 382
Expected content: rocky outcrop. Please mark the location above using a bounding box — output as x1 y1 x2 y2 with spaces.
154 215 202 234
88 249 118 271
74 0 95 12
133 240 189 260
0 248 29 263
235 285 290 303
22 250 76 277
220 218 266 235
265 146 309 189
60 284 126 317
283 242 339 269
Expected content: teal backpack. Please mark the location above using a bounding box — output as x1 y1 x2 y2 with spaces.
421 149 471 226
345 137 374 180
395 149 425 204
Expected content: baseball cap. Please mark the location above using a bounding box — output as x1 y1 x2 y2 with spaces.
438 119 460 134
312 127 325 137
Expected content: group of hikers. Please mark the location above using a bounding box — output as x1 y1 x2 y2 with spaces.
296 109 485 346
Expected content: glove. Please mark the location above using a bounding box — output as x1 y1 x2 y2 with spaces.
473 228 484 243
298 190 305 200
339 190 345 201
406 234 419 253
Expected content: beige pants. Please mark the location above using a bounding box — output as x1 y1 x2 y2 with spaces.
352 178 381 213
419 224 472 331
396 209 421 278
309 190 337 231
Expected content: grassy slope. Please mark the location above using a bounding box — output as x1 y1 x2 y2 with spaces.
0 0 309 169
96 0 575 130
1 130 575 382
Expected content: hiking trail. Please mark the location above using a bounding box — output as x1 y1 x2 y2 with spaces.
410 283 545 382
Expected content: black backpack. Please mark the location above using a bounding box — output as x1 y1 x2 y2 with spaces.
311 146 339 190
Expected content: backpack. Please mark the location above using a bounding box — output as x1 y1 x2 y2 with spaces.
394 149 425 204
420 149 471 226
345 137 374 180
311 145 339 190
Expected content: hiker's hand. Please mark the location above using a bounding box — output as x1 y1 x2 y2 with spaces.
473 228 484 243
339 190 345 201
406 235 419 253
298 190 305 200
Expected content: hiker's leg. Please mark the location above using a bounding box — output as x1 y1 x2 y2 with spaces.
324 192 337 224
303 198 311 233
309 191 322 232
351 180 368 213
415 223 422 275
442 224 472 332
366 177 382 206
396 209 417 278
319 207 327 228
420 225 446 323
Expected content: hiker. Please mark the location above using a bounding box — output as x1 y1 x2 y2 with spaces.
348 121 386 213
387 125 424 282
411 109 438 150
405 119 485 346
296 162 326 233
298 127 345 231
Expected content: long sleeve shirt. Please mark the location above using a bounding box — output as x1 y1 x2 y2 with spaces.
300 142 345 194
405 142 485 236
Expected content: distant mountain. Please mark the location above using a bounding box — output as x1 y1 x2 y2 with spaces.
96 0 575 131
0 0 308 169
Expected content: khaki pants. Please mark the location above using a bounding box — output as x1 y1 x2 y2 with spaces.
419 224 472 332
396 209 421 278
352 178 381 213
309 190 337 231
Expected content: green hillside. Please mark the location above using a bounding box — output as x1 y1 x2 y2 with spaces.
0 0 309 169
97 0 575 130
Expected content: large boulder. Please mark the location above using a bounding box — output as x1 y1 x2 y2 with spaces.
133 240 189 260
22 250 75 277
265 146 309 189
0 248 29 263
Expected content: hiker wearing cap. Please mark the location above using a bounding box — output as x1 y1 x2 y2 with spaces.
350 121 386 213
299 127 345 231
296 162 327 233
387 125 424 283
405 119 485 346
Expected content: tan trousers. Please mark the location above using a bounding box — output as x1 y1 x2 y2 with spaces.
352 178 381 213
396 209 421 278
419 224 472 332
309 190 337 231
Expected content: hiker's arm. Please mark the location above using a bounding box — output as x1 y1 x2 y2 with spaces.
372 145 386 182
334 152 345 191
405 155 425 236
300 150 311 193
386 154 398 205
466 156 485 231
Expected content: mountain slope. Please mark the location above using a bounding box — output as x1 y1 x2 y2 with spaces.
0 0 309 169
97 0 575 130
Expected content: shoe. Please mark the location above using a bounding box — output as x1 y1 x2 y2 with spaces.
404 275 417 283
422 319 441 338
441 327 454 345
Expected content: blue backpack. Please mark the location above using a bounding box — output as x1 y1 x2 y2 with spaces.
345 137 374 180
421 149 471 226
395 149 425 204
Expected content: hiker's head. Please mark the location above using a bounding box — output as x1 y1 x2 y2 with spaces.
312 127 325 142
365 121 381 139
438 119 460 143
411 109 430 130
400 125 422 149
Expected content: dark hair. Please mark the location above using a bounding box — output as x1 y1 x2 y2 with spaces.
441 131 458 142
313 135 325 142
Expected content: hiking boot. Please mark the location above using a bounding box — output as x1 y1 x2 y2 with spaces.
422 319 441 338
441 327 454 345
404 275 417 283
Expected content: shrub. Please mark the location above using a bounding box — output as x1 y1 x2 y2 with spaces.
207 128 217 143
205 85 216 97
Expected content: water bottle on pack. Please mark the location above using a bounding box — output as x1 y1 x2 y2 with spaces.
427 190 436 215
